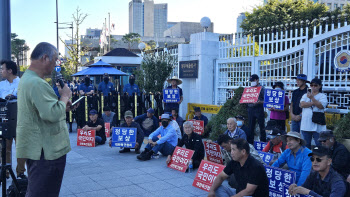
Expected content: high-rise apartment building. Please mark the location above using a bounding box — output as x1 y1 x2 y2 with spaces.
129 0 168 37
236 13 246 33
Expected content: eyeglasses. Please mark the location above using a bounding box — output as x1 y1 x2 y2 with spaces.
320 139 328 143
310 84 319 87
310 157 324 162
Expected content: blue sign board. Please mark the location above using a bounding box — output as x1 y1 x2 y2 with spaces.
263 89 285 110
265 165 296 197
163 88 180 103
282 184 312 197
112 127 137 148
254 141 268 151
55 66 61 72
258 151 274 165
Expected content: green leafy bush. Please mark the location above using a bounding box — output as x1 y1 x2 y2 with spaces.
205 87 248 141
334 113 350 142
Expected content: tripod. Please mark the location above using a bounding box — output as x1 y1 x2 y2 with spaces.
0 101 20 196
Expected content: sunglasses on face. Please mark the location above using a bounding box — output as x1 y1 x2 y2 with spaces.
310 84 319 87
310 157 324 163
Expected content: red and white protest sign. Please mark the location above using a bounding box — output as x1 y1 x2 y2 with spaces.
105 123 110 138
204 142 223 164
192 160 225 192
77 129 95 147
168 146 195 173
188 120 204 135
239 86 262 103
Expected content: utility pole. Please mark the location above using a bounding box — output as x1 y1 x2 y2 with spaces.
56 0 59 53
108 12 111 52
0 0 11 64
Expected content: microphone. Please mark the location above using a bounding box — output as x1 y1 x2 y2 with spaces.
56 72 65 89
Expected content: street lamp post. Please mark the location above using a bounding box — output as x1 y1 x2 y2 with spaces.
0 0 11 62
56 0 59 52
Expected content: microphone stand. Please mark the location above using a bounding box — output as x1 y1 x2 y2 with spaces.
0 92 20 196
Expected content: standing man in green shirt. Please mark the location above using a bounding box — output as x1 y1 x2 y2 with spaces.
16 42 73 197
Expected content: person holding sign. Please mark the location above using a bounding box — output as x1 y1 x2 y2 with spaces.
137 114 177 161
83 109 106 145
247 74 266 144
272 132 312 186
208 139 269 197
109 110 144 154
288 146 347 197
268 82 290 131
166 121 204 169
164 76 183 112
193 107 208 127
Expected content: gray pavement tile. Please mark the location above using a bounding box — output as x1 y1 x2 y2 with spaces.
59 185 74 196
88 172 119 181
65 182 105 194
165 176 196 187
179 185 209 196
74 189 117 197
138 165 170 173
96 177 134 189
79 166 106 175
138 180 175 192
108 185 148 196
149 187 195 197
114 168 147 177
59 195 76 197
151 170 186 180
124 174 159 184
62 175 93 186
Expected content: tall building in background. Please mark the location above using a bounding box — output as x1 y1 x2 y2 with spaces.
154 3 168 38
236 13 246 33
129 0 168 37
129 0 144 36
318 0 349 10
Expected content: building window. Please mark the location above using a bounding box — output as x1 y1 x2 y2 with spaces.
334 4 338 9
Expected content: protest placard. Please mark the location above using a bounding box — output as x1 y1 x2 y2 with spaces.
282 184 312 197
258 151 274 165
264 89 285 110
188 120 204 135
254 141 268 151
265 165 296 197
77 129 95 147
163 88 180 103
105 122 110 138
239 87 262 103
204 141 223 165
167 146 195 173
111 127 137 148
192 160 225 192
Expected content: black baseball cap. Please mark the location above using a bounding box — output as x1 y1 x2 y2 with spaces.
265 120 279 130
318 130 334 142
249 74 259 82
89 109 98 115
235 115 245 120
194 107 201 112
273 82 285 90
308 146 331 157
310 78 322 86
267 128 283 139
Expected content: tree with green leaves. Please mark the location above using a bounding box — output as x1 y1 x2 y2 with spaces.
60 7 88 80
11 33 30 76
122 33 141 50
134 53 174 93
241 0 329 34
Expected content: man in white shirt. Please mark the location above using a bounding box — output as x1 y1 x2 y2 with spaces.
0 60 26 179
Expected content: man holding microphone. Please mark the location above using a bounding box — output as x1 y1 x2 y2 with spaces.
16 42 73 197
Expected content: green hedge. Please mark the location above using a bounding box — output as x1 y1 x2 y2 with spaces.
334 112 350 142
205 87 248 141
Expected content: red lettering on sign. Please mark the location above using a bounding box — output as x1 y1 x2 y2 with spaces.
239 87 262 104
188 120 204 135
192 160 225 192
105 123 110 138
204 142 223 165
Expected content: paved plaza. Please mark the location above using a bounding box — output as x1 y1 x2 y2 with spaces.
6 123 228 197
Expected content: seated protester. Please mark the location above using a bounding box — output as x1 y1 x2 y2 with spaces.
134 108 159 136
166 121 204 169
165 112 182 140
137 114 177 161
263 128 288 162
318 130 350 180
235 115 250 136
102 106 115 124
171 108 184 134
82 109 106 145
208 139 269 197
109 111 144 154
289 146 347 197
224 117 247 140
193 107 209 128
217 134 264 166
272 132 312 186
